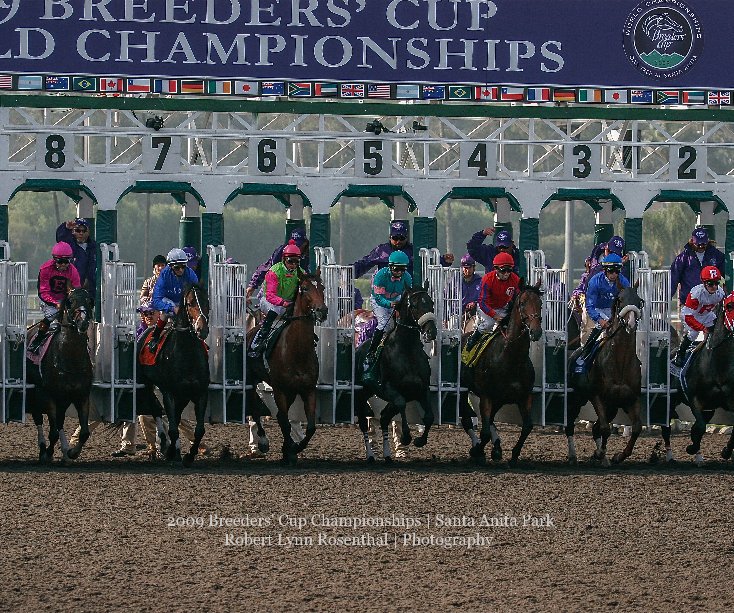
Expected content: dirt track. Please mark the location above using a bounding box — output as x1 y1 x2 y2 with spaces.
1 419 733 612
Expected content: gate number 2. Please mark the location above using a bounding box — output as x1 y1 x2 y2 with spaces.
678 145 697 180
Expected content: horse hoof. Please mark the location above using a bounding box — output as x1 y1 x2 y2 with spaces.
721 447 733 460
258 440 270 454
685 444 698 455
66 448 80 460
413 435 427 448
601 457 611 468
612 452 624 464
568 456 578 467
508 457 519 468
491 441 502 462
366 455 376 464
384 455 393 463
400 433 412 447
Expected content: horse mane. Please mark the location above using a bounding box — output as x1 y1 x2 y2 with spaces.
497 281 543 329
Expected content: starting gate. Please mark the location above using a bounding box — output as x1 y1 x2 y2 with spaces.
0 242 29 423
525 250 570 426
207 244 251 423
92 243 139 422
314 246 359 423
422 248 465 424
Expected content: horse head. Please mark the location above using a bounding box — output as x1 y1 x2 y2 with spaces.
706 295 734 349
63 288 93 334
613 283 644 333
396 281 437 343
515 279 543 342
296 269 328 323
181 284 209 340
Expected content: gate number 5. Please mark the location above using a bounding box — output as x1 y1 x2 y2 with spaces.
364 141 383 175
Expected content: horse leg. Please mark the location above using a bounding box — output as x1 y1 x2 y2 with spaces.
722 426 734 462
67 396 91 460
565 397 583 466
183 391 208 467
380 401 402 462
399 408 412 447
590 398 611 467
355 390 375 463
475 395 495 461
459 392 481 452
414 390 434 448
162 391 182 462
247 389 270 454
273 390 298 464
32 412 48 463
509 394 533 467
295 390 317 453
56 405 72 464
45 403 60 463
613 401 642 464
687 401 707 466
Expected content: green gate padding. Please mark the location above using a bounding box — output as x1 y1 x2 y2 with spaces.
0 204 7 242
201 212 223 284
624 217 643 254
593 224 613 246
727 219 734 293
179 217 201 253
519 218 539 279
310 214 330 272
95 210 117 322
412 217 437 286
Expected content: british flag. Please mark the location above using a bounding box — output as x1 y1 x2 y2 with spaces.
340 83 364 98
707 91 731 106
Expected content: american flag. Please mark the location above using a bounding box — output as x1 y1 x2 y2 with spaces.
367 84 391 98
708 91 731 105
0 75 12 89
341 83 364 97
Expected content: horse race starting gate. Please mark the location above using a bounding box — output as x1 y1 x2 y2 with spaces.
207 244 251 423
0 241 29 423
92 243 139 422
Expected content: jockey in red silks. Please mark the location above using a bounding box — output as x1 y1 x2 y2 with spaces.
29 242 82 352
673 265 726 367
466 251 520 350
248 240 304 357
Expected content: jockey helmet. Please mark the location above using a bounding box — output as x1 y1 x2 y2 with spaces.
388 250 409 266
701 266 722 282
166 248 189 265
492 252 514 268
601 253 623 267
282 239 301 258
52 242 73 258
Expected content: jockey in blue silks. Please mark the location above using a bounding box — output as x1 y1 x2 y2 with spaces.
147 247 199 351
576 253 630 366
363 250 412 369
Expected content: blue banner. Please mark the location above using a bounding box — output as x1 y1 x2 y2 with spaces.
0 0 729 88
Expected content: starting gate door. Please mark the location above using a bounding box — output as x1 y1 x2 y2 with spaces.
0 242 29 423
424 258 465 424
92 243 139 422
207 244 251 423
315 246 359 423
526 250 569 426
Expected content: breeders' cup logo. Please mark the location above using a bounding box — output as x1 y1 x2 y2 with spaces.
623 0 703 79
0 0 19 24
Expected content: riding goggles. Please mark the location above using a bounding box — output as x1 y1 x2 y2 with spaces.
53 257 71 264
603 266 622 273
389 265 406 272
284 257 300 264
494 266 512 273
390 235 407 241
170 263 186 270
704 280 720 287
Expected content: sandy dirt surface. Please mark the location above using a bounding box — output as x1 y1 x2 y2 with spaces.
1 418 733 612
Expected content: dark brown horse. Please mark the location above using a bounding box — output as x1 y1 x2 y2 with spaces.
566 284 644 466
459 280 543 466
27 288 93 463
138 284 210 466
246 271 328 464
354 283 437 462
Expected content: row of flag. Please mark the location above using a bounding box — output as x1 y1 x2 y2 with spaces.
0 74 731 106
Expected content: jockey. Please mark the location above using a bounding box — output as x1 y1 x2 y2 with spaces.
147 248 199 351
576 253 630 364
246 226 309 300
460 253 482 315
363 250 413 368
248 240 304 357
466 251 520 351
352 220 453 279
466 227 521 273
673 266 725 367
29 242 82 353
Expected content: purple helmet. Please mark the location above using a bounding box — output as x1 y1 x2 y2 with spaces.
460 254 475 266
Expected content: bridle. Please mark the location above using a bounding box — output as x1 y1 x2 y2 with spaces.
506 287 542 343
64 290 91 333
178 286 209 336
286 276 328 323
610 289 643 335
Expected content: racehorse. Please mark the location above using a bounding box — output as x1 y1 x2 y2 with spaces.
246 271 328 464
662 297 734 465
27 288 93 463
458 280 543 466
138 284 209 466
566 284 644 466
354 283 437 462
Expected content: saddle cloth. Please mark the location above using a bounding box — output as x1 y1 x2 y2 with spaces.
461 329 500 368
139 328 208 366
26 331 55 366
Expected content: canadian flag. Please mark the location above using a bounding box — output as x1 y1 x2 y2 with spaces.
100 78 123 92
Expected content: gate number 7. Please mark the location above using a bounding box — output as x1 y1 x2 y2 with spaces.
152 136 171 171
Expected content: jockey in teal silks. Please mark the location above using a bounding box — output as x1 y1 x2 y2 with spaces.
363 250 412 369
248 240 304 357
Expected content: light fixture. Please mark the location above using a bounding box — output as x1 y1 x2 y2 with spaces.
412 120 428 131
145 115 165 131
365 119 390 135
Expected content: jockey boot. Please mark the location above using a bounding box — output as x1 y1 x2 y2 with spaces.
28 318 51 353
673 335 693 368
577 326 602 364
363 329 385 370
248 310 277 357
465 329 482 352
147 319 165 352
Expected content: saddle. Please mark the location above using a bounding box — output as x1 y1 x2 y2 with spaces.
26 329 58 365
139 328 209 366
461 329 501 368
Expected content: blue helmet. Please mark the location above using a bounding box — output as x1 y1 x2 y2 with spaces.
388 250 409 266
601 253 623 266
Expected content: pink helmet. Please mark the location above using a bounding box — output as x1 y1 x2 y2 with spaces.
52 242 73 258
282 240 301 258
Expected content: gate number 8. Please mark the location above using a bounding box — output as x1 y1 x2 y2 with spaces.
45 135 66 169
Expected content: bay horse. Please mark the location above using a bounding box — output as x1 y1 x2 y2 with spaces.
138 284 209 466
566 284 644 466
246 271 328 464
662 296 734 465
354 283 437 462
458 280 543 466
27 288 93 463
